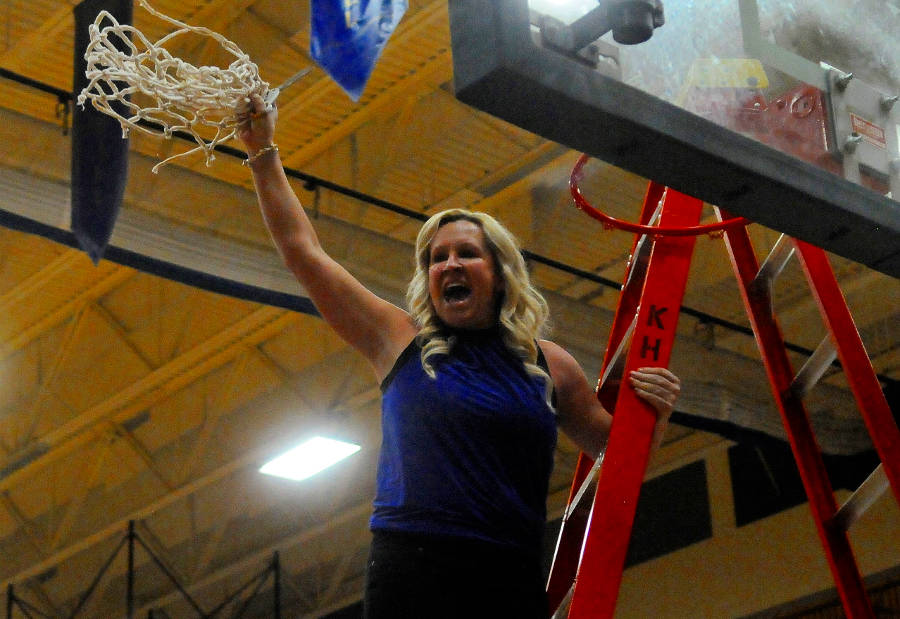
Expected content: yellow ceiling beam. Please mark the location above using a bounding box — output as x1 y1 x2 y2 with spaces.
3 437 272 586
176 349 253 486
88 302 157 371
0 306 296 498
463 146 578 246
187 0 260 27
1 490 49 556
249 345 318 410
279 1 450 166
15 304 90 450
2 327 377 589
0 250 85 321
283 50 451 168
169 0 265 69
3 377 383 594
0 262 136 359
107 420 175 491
43 307 293 446
0 4 75 73
136 501 372 614
49 439 113 550
355 94 423 198
189 517 230 580
135 520 194 595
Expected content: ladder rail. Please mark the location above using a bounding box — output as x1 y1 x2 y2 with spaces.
546 451 596 611
566 189 704 618
793 239 900 508
546 181 666 613
719 215 875 618
598 181 667 410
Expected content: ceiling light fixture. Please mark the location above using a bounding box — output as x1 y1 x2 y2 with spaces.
259 436 361 481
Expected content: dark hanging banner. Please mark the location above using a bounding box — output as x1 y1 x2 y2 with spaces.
71 0 133 263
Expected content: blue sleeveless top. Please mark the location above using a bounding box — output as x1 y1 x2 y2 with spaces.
371 329 558 556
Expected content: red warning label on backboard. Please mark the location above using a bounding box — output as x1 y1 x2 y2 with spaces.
849 112 886 149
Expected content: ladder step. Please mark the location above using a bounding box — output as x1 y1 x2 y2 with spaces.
790 335 837 398
619 196 664 293
751 233 794 297
551 582 576 619
833 464 890 531
556 312 637 561
564 449 606 520
597 313 639 393
620 209 660 295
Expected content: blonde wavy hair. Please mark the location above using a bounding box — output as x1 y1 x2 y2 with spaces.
406 209 553 399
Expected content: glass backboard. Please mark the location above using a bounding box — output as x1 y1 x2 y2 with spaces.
448 0 900 278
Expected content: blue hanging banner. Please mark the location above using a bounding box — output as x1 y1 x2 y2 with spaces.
72 0 133 264
310 0 407 101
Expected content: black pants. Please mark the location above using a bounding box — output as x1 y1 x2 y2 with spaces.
364 530 549 619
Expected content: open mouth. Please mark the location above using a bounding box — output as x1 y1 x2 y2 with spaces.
443 283 472 304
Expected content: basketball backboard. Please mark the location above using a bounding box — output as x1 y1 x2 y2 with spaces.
449 0 900 278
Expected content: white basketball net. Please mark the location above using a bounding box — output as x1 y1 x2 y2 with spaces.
77 0 271 173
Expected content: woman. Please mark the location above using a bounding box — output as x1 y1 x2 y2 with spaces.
237 95 680 618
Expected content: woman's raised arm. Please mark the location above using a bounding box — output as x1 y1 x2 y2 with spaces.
237 94 416 378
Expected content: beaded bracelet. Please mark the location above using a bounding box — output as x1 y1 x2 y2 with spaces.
243 143 278 166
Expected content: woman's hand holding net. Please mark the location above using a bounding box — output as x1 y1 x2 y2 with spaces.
77 0 272 172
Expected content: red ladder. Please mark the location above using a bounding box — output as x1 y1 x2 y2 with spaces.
546 182 705 616
546 183 900 618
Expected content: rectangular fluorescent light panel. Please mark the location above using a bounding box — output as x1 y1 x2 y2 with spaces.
260 436 360 481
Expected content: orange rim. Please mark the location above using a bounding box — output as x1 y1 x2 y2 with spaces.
570 154 750 236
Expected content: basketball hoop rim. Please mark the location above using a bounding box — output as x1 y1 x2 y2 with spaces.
570 154 750 236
